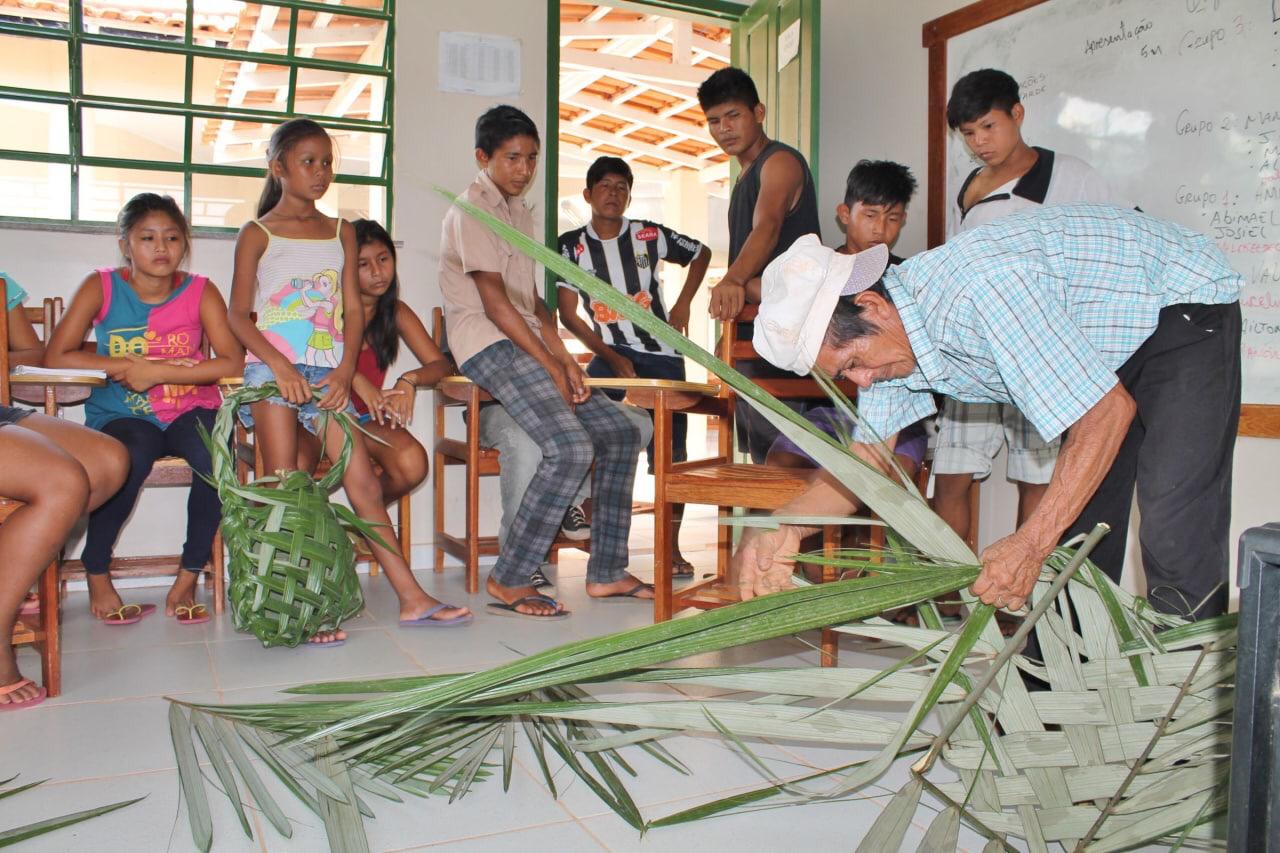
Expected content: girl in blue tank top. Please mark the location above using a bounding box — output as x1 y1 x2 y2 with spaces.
45 194 244 625
228 119 471 645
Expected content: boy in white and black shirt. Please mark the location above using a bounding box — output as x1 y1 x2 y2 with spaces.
557 156 712 575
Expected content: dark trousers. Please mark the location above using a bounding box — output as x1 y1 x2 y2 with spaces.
734 357 816 464
82 407 221 575
1063 301 1241 619
587 346 687 472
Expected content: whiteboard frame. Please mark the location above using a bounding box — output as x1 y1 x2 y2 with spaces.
922 0 1280 438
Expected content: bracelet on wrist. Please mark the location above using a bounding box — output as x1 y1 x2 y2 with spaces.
396 375 415 389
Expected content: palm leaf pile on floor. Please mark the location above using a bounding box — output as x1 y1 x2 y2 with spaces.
164 193 1234 851
200 385 375 647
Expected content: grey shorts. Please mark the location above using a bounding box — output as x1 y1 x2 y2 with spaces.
932 399 1060 484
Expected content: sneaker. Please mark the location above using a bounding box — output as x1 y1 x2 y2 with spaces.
530 565 554 590
559 504 591 541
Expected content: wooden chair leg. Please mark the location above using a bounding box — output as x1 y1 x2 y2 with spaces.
464 464 480 597
433 452 446 573
966 479 980 552
398 493 412 569
211 527 225 615
820 525 839 669
37 558 60 697
652 393 673 622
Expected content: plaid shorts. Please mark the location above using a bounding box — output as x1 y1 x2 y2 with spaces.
932 399 1060 484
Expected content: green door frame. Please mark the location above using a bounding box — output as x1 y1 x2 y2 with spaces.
543 0 821 299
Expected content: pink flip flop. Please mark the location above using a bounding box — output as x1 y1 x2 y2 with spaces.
101 603 157 626
0 678 47 712
174 604 210 625
19 594 39 616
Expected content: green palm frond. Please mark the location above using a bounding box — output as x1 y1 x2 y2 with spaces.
0 774 142 848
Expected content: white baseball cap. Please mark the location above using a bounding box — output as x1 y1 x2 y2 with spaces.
753 236 890 375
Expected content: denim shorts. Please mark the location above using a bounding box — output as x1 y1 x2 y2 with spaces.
238 361 357 436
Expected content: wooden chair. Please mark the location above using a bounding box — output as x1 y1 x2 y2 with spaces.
56 324 227 612
651 305 867 666
1 279 63 695
429 308 585 594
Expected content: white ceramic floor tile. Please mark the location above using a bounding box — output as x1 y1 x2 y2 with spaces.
53 639 215 702
57 588 218 653
209 627 422 690
394 820 605 852
2 692 217 781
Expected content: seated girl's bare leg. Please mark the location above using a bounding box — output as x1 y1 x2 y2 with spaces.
362 422 428 502
323 418 468 623
0 418 125 703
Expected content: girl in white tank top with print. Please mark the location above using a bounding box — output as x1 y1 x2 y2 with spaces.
228 119 472 645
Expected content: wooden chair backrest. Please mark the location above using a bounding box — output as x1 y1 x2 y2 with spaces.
0 276 59 405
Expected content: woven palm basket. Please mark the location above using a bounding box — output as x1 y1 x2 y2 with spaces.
203 384 366 648
833 549 1234 852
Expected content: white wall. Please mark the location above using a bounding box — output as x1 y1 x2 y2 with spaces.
817 0 1280 600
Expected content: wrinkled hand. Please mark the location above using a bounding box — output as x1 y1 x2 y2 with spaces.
732 524 802 600
667 300 691 335
119 354 161 392
606 352 637 379
315 366 353 411
708 281 746 321
971 530 1051 611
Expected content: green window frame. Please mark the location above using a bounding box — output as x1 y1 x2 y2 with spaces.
0 0 395 234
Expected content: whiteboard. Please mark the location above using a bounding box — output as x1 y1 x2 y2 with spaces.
947 0 1280 405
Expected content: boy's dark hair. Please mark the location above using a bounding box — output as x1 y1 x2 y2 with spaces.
696 67 760 112
586 156 633 190
946 68 1021 130
352 219 400 371
119 192 191 264
474 105 540 156
257 118 331 217
843 160 918 208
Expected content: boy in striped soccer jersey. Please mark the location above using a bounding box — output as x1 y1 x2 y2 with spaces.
557 156 712 576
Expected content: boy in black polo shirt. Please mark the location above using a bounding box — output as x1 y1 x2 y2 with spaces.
557 156 712 576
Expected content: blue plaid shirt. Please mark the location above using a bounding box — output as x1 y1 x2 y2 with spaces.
852 204 1243 444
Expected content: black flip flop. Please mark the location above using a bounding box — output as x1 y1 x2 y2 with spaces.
594 582 655 603
486 594 570 620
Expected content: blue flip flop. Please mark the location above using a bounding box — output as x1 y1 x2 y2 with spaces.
399 603 474 628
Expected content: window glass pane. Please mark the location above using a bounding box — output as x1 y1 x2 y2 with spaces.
82 44 186 103
191 56 291 113
82 108 185 163
0 99 70 155
79 167 183 222
319 182 381 224
191 172 260 228
79 2 186 42
193 2 286 53
192 116 275 167
0 161 71 219
0 34 70 92
329 128 385 179
295 66 386 122
291 12 386 67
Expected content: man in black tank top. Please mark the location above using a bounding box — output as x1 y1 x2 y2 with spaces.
697 67 822 461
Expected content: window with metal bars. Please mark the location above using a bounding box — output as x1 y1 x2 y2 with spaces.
0 0 394 232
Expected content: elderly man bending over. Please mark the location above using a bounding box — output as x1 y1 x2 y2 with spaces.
735 203 1242 619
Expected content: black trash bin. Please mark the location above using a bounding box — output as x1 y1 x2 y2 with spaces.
1228 522 1280 853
